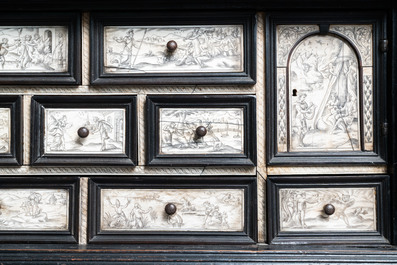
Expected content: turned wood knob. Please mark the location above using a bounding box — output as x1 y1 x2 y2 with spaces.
77 127 89 138
166 40 178 52
323 204 335 216
165 203 177 215
195 126 207 137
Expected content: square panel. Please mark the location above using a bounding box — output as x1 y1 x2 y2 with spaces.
146 95 256 166
30 95 137 166
0 12 81 84
90 12 256 85
0 177 79 243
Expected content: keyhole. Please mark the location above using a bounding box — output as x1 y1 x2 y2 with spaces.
292 89 297 96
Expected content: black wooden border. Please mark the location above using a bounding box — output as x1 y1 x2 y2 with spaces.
0 95 22 166
88 176 257 244
146 95 256 166
0 12 81 85
90 11 256 85
0 176 79 243
265 12 388 165
267 175 391 245
30 95 137 166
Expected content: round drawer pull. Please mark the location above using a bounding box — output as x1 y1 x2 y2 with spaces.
77 127 89 138
195 126 207 138
323 204 335 216
165 203 177 215
166 40 178 52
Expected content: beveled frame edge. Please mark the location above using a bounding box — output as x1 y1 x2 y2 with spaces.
0 95 22 166
87 176 257 244
266 175 391 245
0 176 79 244
265 11 388 165
0 12 81 85
145 95 257 167
30 95 138 166
90 11 256 85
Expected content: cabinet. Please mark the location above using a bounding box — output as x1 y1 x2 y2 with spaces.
0 0 396 264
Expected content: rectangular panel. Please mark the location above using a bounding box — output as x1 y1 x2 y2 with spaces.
90 12 256 85
88 177 257 244
159 108 244 155
44 108 126 154
0 26 68 73
0 108 11 153
104 25 243 73
146 95 256 166
0 189 69 231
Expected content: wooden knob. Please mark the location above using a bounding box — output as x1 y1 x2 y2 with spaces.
165 203 177 215
195 126 207 137
77 127 89 138
166 40 178 52
323 204 335 216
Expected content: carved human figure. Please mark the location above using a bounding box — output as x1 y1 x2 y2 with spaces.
129 203 151 229
93 116 113 151
113 29 137 68
107 197 131 228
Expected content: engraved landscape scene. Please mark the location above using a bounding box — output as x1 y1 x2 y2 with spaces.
44 109 125 154
279 188 376 231
0 108 11 153
101 189 244 231
159 108 244 155
0 26 68 72
0 189 69 231
289 35 361 151
104 25 243 73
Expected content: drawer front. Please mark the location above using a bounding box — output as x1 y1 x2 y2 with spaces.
89 177 257 244
267 175 390 245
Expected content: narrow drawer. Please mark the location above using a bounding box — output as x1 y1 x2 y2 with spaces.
267 175 390 245
88 176 257 244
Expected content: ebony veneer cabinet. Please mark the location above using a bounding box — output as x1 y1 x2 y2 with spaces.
0 0 396 264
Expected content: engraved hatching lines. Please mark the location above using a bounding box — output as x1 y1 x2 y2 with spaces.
138 94 145 165
330 25 373 67
277 73 287 151
276 25 318 67
82 12 90 86
79 177 88 244
363 75 373 145
257 172 266 242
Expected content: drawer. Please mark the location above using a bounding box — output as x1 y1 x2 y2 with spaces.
146 95 256 166
30 95 137 166
0 177 79 243
88 176 257 244
267 175 390 245
90 12 256 85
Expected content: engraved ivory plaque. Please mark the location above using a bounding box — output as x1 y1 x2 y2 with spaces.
104 25 244 73
159 108 244 155
0 108 11 153
101 189 244 231
0 189 69 231
279 187 377 232
44 109 126 154
0 26 68 72
276 24 374 152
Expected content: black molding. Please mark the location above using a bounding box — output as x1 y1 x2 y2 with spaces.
266 11 388 165
146 95 257 166
90 11 256 85
0 177 79 244
88 176 257 244
0 12 81 85
267 175 391 245
30 95 137 166
0 95 22 166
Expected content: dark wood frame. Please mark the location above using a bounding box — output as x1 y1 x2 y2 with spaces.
30 95 137 166
90 11 256 85
146 95 256 166
0 95 22 166
266 12 388 165
0 12 81 85
267 175 391 245
0 176 79 243
88 176 257 244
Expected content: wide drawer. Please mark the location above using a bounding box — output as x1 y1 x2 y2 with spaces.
88 176 257 244
267 175 390 245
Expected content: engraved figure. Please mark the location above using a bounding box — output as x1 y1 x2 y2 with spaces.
93 116 113 151
292 93 315 147
48 115 68 151
129 203 152 229
167 212 183 228
112 29 138 68
106 197 131 228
